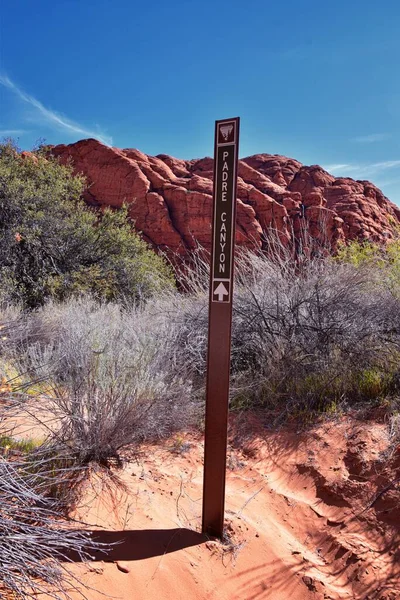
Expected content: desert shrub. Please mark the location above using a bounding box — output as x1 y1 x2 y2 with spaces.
336 235 400 296
170 241 400 412
0 456 106 600
157 243 400 414
2 234 400 457
161 293 209 378
0 140 174 308
335 239 384 266
228 250 400 413
6 297 197 482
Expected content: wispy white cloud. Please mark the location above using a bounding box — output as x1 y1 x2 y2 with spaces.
372 160 400 170
351 133 390 143
0 129 28 136
323 163 360 174
323 160 400 178
0 74 112 145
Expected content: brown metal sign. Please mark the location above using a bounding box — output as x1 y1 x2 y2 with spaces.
202 117 240 538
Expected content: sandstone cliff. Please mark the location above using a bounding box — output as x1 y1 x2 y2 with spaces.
50 139 400 255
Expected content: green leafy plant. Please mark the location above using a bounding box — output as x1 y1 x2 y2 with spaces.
0 435 43 455
0 139 174 308
336 233 400 295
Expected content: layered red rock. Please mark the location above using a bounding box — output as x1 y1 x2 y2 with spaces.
50 139 400 255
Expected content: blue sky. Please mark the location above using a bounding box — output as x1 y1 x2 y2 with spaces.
1 0 400 205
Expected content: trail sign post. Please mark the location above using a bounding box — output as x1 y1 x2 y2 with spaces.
202 117 240 538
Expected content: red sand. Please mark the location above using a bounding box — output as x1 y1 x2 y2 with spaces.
59 415 400 600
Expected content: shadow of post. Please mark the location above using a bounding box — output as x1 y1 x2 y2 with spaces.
61 527 206 563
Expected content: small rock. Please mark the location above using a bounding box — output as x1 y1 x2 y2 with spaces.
116 561 130 573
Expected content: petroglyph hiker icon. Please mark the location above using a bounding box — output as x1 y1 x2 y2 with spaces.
218 122 235 144
220 124 233 141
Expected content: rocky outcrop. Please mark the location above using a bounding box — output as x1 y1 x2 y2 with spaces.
50 139 400 255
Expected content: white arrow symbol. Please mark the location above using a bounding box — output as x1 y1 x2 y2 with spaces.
214 282 229 302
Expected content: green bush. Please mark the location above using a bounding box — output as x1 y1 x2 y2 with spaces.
335 239 383 266
0 140 174 308
336 236 400 294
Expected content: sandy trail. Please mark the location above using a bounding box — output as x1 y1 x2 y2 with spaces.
44 415 399 600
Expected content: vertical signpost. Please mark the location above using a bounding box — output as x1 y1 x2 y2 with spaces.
202 117 240 538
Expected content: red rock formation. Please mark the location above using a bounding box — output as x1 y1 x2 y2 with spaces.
49 139 400 256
